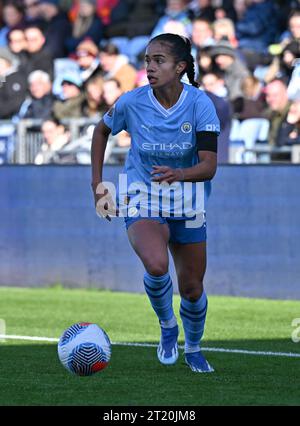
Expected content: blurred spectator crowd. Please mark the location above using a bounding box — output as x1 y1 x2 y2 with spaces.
0 0 300 164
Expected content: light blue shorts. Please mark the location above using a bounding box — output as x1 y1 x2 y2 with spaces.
124 215 207 244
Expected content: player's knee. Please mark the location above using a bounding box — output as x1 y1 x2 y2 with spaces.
180 282 203 302
145 259 168 277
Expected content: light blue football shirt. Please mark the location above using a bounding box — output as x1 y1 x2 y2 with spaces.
103 83 220 219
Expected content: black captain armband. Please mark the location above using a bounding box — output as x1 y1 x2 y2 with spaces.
196 131 218 153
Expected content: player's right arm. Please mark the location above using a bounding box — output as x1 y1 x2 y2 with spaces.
91 119 116 221
91 94 128 219
91 119 111 189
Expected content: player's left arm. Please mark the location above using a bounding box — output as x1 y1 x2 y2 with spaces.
152 95 219 184
179 130 218 182
151 131 218 184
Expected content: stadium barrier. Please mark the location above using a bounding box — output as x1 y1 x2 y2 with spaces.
1 118 300 165
0 164 299 300
228 142 300 164
0 118 129 165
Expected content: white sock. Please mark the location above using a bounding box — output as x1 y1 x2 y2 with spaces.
160 315 177 329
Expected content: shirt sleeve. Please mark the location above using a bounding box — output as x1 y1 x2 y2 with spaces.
102 93 128 135
195 93 221 134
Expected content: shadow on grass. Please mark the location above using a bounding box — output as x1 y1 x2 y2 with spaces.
0 339 299 406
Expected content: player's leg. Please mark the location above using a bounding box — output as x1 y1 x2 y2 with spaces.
126 218 179 365
169 240 214 373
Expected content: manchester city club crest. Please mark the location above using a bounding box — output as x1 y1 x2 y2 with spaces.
181 122 192 133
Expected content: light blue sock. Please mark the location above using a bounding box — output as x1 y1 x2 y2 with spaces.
180 291 208 353
144 271 175 323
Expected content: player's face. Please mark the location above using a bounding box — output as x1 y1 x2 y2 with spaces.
145 42 185 88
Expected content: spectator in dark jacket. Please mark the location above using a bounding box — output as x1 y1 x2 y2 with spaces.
276 98 300 147
235 0 279 54
189 0 216 22
24 0 45 26
24 24 54 78
265 78 291 162
18 70 54 120
38 0 72 58
0 47 27 119
232 75 268 121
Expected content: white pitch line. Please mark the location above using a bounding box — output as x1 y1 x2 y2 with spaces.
0 334 300 358
0 334 59 343
113 341 300 358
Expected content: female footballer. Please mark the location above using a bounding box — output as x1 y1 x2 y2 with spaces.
91 33 220 373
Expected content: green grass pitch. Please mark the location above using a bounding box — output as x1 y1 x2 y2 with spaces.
0 287 299 406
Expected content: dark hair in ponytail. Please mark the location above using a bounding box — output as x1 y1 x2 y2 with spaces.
148 33 199 88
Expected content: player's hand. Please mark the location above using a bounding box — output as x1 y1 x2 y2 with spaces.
151 166 184 184
91 182 119 222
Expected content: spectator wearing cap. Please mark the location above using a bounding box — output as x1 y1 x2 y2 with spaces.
0 1 26 47
99 43 137 92
38 0 72 58
65 0 103 54
24 24 54 79
0 47 27 118
53 72 85 119
210 40 250 101
18 70 54 120
75 38 100 83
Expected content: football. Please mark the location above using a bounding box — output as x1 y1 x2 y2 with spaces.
57 322 111 376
